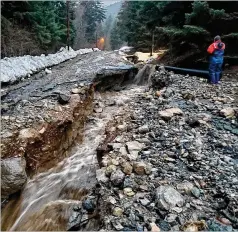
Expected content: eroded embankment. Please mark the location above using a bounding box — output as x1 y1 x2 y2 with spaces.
1 51 139 231
1 51 136 199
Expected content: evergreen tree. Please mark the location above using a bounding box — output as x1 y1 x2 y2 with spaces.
110 20 124 50
81 1 106 43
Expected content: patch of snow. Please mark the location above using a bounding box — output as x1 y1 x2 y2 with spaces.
0 47 98 84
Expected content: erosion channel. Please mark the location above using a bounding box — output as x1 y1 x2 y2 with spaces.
1 51 238 231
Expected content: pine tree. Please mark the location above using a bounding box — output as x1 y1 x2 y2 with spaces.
81 1 106 43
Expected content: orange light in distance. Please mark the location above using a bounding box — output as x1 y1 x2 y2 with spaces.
98 37 105 50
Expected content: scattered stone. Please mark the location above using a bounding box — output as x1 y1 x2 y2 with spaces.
138 125 149 133
107 196 117 205
126 141 144 160
110 169 125 186
105 165 117 176
150 222 160 232
58 93 70 104
156 185 184 210
158 108 183 120
119 146 128 156
123 187 135 197
112 221 124 230
177 181 194 194
121 162 133 175
155 91 161 97
113 207 124 217
94 108 103 113
166 214 177 223
82 198 95 213
191 187 201 198
220 107 235 118
207 219 232 231
96 168 109 183
71 88 80 94
181 220 207 232
182 92 195 100
117 124 126 131
133 162 149 175
216 217 232 226
18 128 39 140
139 198 150 206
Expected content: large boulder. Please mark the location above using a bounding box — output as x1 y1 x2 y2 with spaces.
1 157 27 197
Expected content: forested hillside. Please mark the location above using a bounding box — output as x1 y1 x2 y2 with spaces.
1 1 106 58
111 1 238 66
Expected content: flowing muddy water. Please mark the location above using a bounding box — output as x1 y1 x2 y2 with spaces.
2 87 145 231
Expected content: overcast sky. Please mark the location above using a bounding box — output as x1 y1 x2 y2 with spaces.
101 0 121 6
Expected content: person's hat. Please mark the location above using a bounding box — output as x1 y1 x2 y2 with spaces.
214 35 221 42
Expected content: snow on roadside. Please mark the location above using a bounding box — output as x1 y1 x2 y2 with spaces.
0 47 100 84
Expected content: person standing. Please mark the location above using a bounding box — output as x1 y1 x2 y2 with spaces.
207 35 225 84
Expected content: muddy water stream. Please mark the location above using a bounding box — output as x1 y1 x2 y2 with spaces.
2 87 144 231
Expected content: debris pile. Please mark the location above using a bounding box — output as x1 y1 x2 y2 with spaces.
94 68 238 231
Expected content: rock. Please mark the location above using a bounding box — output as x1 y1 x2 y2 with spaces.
71 88 80 94
121 162 133 175
96 168 109 183
155 91 161 97
177 181 194 194
191 187 201 198
163 87 173 98
94 108 103 113
1 157 27 197
82 198 95 213
123 187 135 197
159 220 171 231
119 146 128 156
111 159 119 166
156 185 184 210
139 198 150 206
107 196 117 205
126 141 144 160
220 107 235 118
123 176 133 188
113 207 124 217
133 162 149 175
166 214 177 223
105 165 117 176
181 220 207 232
182 92 195 100
117 124 126 131
18 128 39 140
67 206 82 231
207 219 232 231
111 143 123 150
110 169 125 186
58 93 70 104
112 221 124 230
150 222 160 232
138 125 149 134
158 108 183 121
216 217 232 225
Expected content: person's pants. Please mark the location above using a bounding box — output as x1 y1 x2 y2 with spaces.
209 63 223 84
